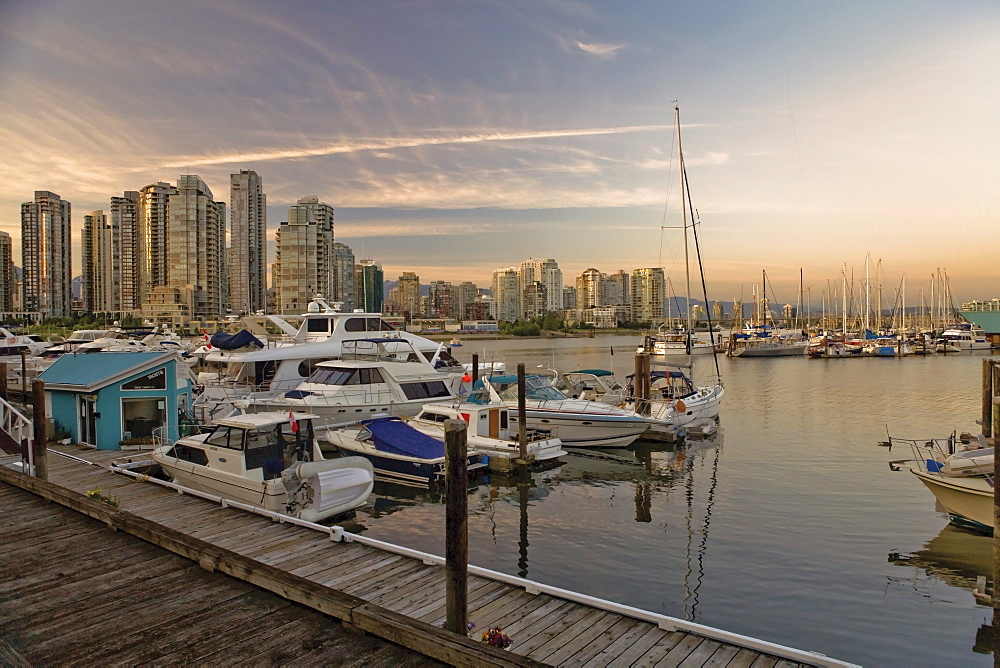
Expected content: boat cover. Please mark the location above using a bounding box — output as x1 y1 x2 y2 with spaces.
210 329 264 350
363 417 445 459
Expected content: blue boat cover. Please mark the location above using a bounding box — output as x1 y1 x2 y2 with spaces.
363 417 445 459
210 329 264 350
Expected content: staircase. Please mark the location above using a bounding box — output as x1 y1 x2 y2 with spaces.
0 395 31 459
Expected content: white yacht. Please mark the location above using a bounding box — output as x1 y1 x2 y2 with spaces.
937 323 991 351
41 329 109 357
193 295 462 417
238 338 464 426
153 411 374 522
485 374 662 448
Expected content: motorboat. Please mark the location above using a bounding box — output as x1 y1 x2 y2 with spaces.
861 337 913 357
888 432 994 532
807 335 863 358
192 295 462 416
727 324 808 357
41 329 109 357
323 416 489 485
152 411 374 522
937 323 991 351
408 393 566 470
238 338 464 426
557 369 627 404
637 327 721 359
0 327 48 357
484 374 662 448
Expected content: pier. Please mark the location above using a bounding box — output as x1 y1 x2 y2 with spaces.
1 444 854 667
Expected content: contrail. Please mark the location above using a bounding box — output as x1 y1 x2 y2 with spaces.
160 124 673 168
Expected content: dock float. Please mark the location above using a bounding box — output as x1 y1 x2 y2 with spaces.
2 445 858 667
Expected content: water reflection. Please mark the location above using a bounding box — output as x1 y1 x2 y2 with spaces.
888 523 991 603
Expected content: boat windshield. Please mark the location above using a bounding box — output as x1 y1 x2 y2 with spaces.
308 366 386 385
494 376 568 402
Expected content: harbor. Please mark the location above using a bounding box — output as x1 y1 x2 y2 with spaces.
1 331 997 665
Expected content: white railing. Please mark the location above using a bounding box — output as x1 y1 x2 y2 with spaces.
0 394 32 473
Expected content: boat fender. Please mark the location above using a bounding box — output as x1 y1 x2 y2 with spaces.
675 399 686 413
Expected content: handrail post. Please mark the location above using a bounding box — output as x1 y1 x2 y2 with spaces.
31 379 47 480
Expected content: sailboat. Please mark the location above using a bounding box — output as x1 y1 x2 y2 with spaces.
636 105 724 434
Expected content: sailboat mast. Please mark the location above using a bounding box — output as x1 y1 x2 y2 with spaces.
675 105 693 333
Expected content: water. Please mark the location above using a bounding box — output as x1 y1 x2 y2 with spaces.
339 335 996 666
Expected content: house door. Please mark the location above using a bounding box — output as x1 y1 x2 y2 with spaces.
79 396 98 446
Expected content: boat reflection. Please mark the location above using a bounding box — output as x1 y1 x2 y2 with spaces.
888 523 991 604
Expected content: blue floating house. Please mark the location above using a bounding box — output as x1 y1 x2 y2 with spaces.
37 352 194 450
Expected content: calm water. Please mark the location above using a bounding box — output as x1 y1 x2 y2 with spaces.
340 335 995 666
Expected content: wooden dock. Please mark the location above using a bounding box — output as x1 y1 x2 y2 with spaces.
1 445 856 667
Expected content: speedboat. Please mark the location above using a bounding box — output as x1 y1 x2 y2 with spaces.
485 374 662 448
323 416 489 485
153 411 374 522
239 338 464 425
888 432 994 532
408 393 566 470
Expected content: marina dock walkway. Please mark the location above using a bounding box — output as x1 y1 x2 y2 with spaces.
2 445 854 667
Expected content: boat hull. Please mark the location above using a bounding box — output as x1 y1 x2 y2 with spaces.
508 409 649 448
911 469 993 530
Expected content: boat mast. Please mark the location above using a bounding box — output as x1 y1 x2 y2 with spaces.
675 105 693 335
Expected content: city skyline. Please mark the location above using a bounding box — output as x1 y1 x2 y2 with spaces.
1 1 997 305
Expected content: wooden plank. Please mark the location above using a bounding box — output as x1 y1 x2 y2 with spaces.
214 524 313 554
465 589 546 632
352 602 548 668
524 609 611 661
317 552 406 589
638 632 695 667
702 643 742 667
477 593 559 636
592 625 669 667
727 648 764 668
677 638 724 667
259 537 345 570
416 579 507 624
749 656 778 668
559 616 643 666
372 571 446 611
580 621 659 668
341 557 427 596
351 561 438 600
533 610 621 666
296 547 392 584
508 603 594 656
242 532 321 561
288 543 375 578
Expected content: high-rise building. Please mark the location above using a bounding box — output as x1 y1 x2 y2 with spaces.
0 232 13 313
427 281 454 318
273 216 318 315
166 175 227 318
604 270 631 306
491 267 520 321
576 268 604 308
519 258 562 314
454 281 479 320
562 285 577 310
630 267 665 323
522 281 547 319
82 211 113 312
332 242 355 310
290 196 335 298
21 190 72 317
355 259 383 313
396 272 422 319
137 182 175 304
111 191 140 311
229 170 267 314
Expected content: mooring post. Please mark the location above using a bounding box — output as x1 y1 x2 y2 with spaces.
31 379 47 480
983 359 994 438
0 362 7 402
444 419 468 636
471 352 479 384
20 349 27 400
517 363 528 460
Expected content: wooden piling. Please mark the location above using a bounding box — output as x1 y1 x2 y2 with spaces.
0 362 7 402
517 363 528 460
471 353 479 384
983 359 994 438
443 419 468 636
31 379 47 480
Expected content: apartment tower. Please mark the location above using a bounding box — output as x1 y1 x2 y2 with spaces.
21 190 72 317
229 170 267 314
167 175 227 318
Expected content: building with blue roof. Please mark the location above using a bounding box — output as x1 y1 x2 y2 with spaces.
37 352 194 449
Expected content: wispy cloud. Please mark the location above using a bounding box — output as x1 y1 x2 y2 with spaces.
575 41 626 58
157 124 671 169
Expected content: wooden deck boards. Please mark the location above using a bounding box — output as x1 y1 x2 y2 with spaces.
1 445 832 667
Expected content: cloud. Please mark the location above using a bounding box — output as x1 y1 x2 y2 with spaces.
575 41 626 58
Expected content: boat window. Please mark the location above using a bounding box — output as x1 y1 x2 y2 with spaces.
369 318 395 331
344 318 366 332
297 359 327 377
400 381 451 400
204 425 245 450
359 368 386 384
308 367 357 385
170 444 209 466
306 318 330 333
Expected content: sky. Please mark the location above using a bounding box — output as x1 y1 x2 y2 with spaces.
0 0 997 308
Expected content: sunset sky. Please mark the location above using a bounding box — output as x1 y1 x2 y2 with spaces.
1 1 997 306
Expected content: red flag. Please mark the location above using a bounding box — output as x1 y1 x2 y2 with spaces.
288 409 299 434
202 329 212 349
